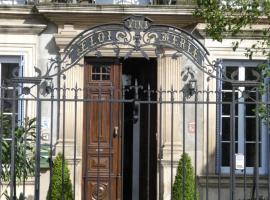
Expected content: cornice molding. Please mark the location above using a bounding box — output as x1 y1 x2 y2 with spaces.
36 5 198 29
196 23 270 40
0 24 47 34
36 4 196 15
0 6 33 14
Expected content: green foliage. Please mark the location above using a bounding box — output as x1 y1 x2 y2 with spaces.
172 153 198 200
195 1 270 43
1 116 36 182
46 153 73 200
194 1 270 122
194 1 270 59
0 116 36 199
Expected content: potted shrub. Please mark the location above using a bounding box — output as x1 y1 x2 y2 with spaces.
172 152 198 200
46 153 73 200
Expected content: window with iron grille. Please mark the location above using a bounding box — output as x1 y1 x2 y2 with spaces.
0 56 23 122
218 60 267 174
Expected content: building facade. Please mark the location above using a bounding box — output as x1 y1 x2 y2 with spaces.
0 1 269 200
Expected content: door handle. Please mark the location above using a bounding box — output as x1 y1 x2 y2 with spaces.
113 126 119 137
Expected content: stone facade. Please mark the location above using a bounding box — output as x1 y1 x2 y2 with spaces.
0 3 268 200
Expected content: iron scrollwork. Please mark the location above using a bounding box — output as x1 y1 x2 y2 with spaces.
11 15 260 96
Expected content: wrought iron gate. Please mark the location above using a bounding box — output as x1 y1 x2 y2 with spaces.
0 76 270 200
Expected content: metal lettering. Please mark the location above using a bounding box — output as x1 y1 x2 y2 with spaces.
98 32 105 43
180 37 186 49
81 40 87 51
128 19 135 29
144 21 149 29
193 48 198 60
77 40 87 56
171 35 179 45
127 19 149 30
160 32 169 42
89 35 96 46
137 21 144 29
107 31 112 41
116 31 126 42
187 42 192 54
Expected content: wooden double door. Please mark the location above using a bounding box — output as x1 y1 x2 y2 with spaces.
83 59 122 200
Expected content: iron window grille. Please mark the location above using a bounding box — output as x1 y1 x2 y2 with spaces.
217 60 267 174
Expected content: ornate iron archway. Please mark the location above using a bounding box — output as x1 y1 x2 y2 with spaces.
10 14 262 92
19 15 215 83
12 15 262 89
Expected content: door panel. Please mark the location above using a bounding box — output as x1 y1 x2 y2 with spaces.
83 60 122 200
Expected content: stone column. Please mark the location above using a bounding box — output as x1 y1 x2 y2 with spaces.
157 52 183 200
157 52 209 200
56 59 84 200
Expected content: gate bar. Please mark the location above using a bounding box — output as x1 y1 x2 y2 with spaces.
158 87 163 200
146 84 151 200
34 85 42 200
132 80 141 200
10 86 16 199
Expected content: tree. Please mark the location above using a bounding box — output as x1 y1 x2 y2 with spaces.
0 116 36 199
46 153 73 200
194 0 270 123
195 0 270 125
172 153 198 200
195 1 270 41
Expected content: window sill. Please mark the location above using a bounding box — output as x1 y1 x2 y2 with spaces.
198 175 269 187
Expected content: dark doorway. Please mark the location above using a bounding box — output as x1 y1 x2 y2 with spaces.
122 58 157 200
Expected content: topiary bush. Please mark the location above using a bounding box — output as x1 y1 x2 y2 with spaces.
172 153 198 200
46 153 73 200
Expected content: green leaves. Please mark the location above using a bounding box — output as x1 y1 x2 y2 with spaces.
194 0 270 42
46 153 73 200
172 153 198 200
0 115 36 198
195 1 270 125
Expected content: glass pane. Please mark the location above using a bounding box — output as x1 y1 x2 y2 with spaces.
91 65 111 81
222 143 238 166
92 74 100 80
222 117 238 141
245 143 261 167
3 89 18 113
246 117 256 141
92 66 100 73
222 143 230 166
222 104 238 115
222 92 232 101
244 91 257 102
2 63 19 84
222 92 238 115
102 74 110 80
102 66 110 74
222 117 230 141
246 103 255 116
235 120 238 140
222 104 230 115
222 67 238 89
245 67 259 81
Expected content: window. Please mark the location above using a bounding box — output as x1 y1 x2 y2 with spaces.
0 56 23 122
218 60 267 174
0 0 26 5
91 64 111 81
